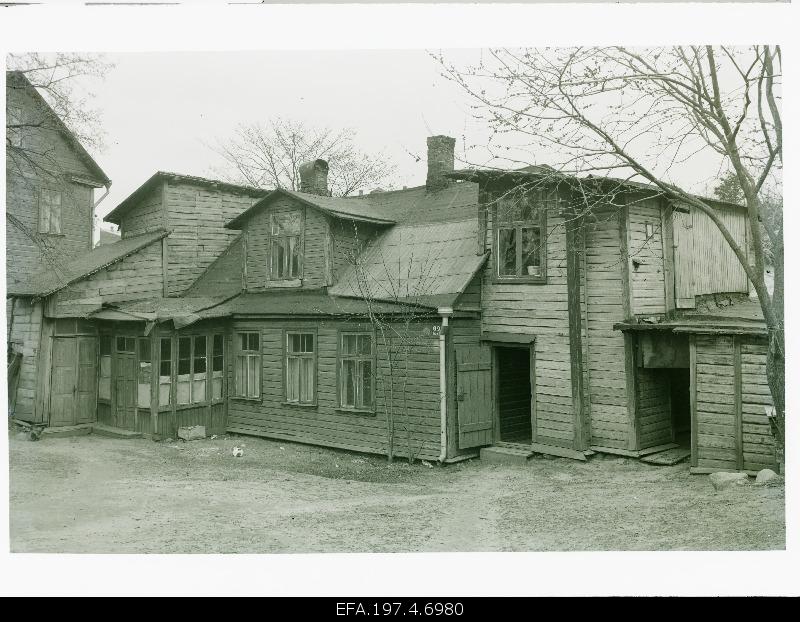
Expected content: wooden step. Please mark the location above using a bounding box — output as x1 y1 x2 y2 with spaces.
91 424 142 440
41 424 93 438
480 445 534 466
640 447 691 466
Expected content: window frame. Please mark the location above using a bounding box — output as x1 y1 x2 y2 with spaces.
98 334 113 403
211 333 225 403
234 331 262 401
336 329 377 415
492 187 550 284
158 335 173 411
38 187 63 235
267 209 305 283
283 329 317 407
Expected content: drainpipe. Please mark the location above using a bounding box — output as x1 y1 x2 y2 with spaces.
438 306 453 464
93 182 112 246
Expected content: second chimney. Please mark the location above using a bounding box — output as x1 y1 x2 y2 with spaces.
426 135 455 192
298 159 329 196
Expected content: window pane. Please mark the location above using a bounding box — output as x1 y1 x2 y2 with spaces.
236 354 246 397
521 227 542 277
177 379 191 405
194 336 206 374
248 355 259 398
213 354 224 373
357 334 372 355
498 228 517 276
116 336 126 352
342 359 355 407
289 236 299 278
286 357 299 402
272 212 302 235
301 333 313 353
361 361 373 407
158 382 170 407
248 333 259 352
213 334 223 357
137 358 151 409
272 239 286 279
160 338 171 361
240 333 248 351
192 378 206 403
126 337 136 353
300 357 314 403
212 373 223 400
342 334 356 355
139 339 151 362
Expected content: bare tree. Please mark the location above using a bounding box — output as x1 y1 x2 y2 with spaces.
436 46 783 454
210 118 396 196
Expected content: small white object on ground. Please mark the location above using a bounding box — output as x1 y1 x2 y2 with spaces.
755 468 779 485
210 435 218 440
422 460 433 468
177 425 206 441
709 471 749 491
232 446 244 458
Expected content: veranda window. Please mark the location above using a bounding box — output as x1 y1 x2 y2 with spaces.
98 335 112 401
495 188 549 282
38 189 62 235
177 337 191 405
235 332 261 399
212 334 224 400
339 333 374 410
159 338 172 407
269 212 303 280
192 335 207 403
137 338 151 408
285 332 315 404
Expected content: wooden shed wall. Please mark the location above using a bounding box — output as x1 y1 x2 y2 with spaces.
50 240 165 316
481 201 575 448
636 367 673 448
7 298 44 422
628 199 667 316
243 197 329 291
583 212 632 450
692 334 775 472
119 185 163 238
164 182 258 296
226 318 443 461
692 208 750 295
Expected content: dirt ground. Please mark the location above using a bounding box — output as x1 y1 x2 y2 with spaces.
8 432 785 553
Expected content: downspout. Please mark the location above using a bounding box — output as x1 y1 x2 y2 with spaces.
92 182 112 246
438 307 453 464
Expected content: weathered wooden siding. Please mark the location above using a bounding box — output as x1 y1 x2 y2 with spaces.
636 368 673 448
583 212 631 450
481 199 575 448
455 275 481 311
7 298 44 422
6 83 99 287
446 317 482 459
628 199 666 316
119 185 163 238
739 338 776 471
694 335 738 469
226 319 443 461
692 207 750 295
50 240 164 316
164 182 258 296
244 197 329 291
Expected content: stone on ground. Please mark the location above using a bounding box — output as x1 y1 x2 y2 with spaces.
709 471 749 491
755 469 779 485
177 425 206 441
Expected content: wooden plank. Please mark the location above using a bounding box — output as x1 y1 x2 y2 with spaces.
660 200 675 313
618 202 632 319
689 335 698 467
530 442 588 461
480 331 536 344
623 332 639 451
734 336 743 471
565 213 587 451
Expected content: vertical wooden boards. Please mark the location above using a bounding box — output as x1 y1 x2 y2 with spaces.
660 201 676 314
76 336 97 424
733 337 743 471
628 198 667 316
673 209 695 309
635 367 672 449
456 344 494 448
623 333 640 451
739 337 777 470
618 203 633 320
565 214 587 451
161 237 169 298
689 335 698 467
49 337 77 426
692 207 749 295
150 324 159 439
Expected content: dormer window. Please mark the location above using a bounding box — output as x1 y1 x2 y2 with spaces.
268 211 303 281
493 188 550 283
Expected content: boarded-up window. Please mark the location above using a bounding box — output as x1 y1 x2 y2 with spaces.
137 338 151 408
212 334 224 400
286 332 315 404
159 338 172 407
269 212 303 280
98 335 112 401
494 188 549 282
39 189 62 235
339 333 374 410
235 332 261 399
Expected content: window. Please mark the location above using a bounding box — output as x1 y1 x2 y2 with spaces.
137 338 151 408
192 335 207 404
212 334 224 401
494 188 550 282
339 333 374 410
235 332 261 399
8 105 23 148
285 332 315 404
116 336 136 353
99 335 112 401
159 337 172 407
39 189 62 235
177 336 191 405
269 212 303 280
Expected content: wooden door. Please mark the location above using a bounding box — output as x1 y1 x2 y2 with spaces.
673 209 695 309
76 337 97 424
114 353 137 430
50 338 77 427
456 345 493 449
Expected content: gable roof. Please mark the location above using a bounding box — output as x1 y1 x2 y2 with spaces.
7 229 169 298
6 70 110 186
104 171 268 225
329 219 488 308
225 182 479 229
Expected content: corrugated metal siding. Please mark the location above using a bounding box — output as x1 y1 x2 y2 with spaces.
692 207 749 295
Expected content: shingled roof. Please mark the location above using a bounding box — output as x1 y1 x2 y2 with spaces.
230 290 437 317
7 229 169 297
329 219 488 308
90 295 235 329
225 181 478 229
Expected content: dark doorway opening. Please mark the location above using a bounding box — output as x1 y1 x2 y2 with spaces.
496 346 532 443
668 368 691 448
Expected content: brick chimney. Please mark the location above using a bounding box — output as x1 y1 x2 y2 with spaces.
298 159 329 196
426 135 455 192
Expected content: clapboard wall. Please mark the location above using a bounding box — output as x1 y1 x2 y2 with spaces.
7 298 44 422
636 368 673 448
226 318 443 461
628 198 667 316
691 333 776 472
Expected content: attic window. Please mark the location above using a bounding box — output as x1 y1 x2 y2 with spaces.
493 188 550 283
268 211 303 281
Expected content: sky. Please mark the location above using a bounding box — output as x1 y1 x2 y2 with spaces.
81 49 730 228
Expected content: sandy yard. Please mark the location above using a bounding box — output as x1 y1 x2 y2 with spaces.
8 432 784 553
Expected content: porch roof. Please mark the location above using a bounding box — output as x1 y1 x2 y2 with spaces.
230 290 439 317
91 295 234 329
614 298 767 336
